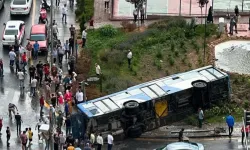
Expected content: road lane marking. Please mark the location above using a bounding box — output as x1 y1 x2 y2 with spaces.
32 0 36 25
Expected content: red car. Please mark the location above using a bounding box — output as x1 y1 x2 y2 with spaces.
28 24 48 51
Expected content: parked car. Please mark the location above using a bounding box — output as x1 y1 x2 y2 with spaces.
10 0 32 15
0 0 5 10
27 24 48 51
2 20 25 47
155 142 205 150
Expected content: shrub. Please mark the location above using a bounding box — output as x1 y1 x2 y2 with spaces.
148 18 187 30
179 40 185 49
156 50 163 59
98 49 109 62
170 42 175 52
168 55 175 66
107 50 126 66
195 24 217 37
243 100 249 109
174 50 179 57
99 25 118 37
184 115 197 126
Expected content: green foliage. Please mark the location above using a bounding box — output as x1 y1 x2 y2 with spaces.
99 25 118 37
76 0 94 31
156 49 163 59
148 18 187 30
170 42 175 52
184 115 197 126
104 76 134 94
174 50 179 57
243 100 249 109
168 55 175 66
195 24 218 37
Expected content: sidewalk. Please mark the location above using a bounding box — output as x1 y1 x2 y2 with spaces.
141 122 243 139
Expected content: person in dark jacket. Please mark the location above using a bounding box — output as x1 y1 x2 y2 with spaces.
226 113 235 138
235 5 239 16
178 128 184 142
207 6 213 23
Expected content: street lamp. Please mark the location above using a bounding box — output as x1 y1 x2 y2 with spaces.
198 0 209 65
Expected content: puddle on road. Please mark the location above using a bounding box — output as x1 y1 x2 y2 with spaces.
215 40 250 74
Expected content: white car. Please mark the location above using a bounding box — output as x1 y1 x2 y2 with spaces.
10 0 32 15
2 21 25 46
156 142 205 150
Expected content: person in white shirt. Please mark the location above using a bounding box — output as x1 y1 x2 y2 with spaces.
133 8 138 22
127 50 132 68
81 29 87 48
62 4 67 23
17 70 25 87
107 133 114 150
96 133 103 150
90 132 95 146
58 45 64 64
95 63 101 76
59 132 66 150
9 50 16 67
30 78 38 97
76 89 84 103
53 23 58 39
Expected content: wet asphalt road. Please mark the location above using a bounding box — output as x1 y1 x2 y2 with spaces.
0 0 46 149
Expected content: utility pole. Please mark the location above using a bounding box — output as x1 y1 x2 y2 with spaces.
49 0 54 147
49 105 55 150
50 0 54 69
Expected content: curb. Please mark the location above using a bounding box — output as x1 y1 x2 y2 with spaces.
140 134 241 139
171 129 214 134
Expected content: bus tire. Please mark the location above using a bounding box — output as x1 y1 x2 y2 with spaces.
127 125 143 138
192 80 207 89
124 100 140 116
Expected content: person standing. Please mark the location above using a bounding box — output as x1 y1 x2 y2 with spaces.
207 6 213 23
104 0 109 10
17 69 25 87
20 131 28 150
36 61 44 85
29 65 36 83
8 103 18 119
35 119 42 140
58 45 64 64
51 93 57 108
53 23 59 39
21 52 27 74
0 117 3 135
107 132 114 150
6 126 11 147
233 14 238 34
64 40 70 59
81 29 87 48
33 41 40 60
133 8 138 22
15 112 23 135
90 132 95 147
69 25 75 37
241 125 249 144
59 132 66 150
30 78 38 97
95 63 101 76
235 5 239 16
96 133 103 150
9 49 16 67
69 36 74 55
226 113 235 138
76 89 84 104
229 16 235 35
0 59 4 77
62 4 67 24
65 116 71 136
26 41 32 61
198 108 204 128
140 6 145 23
178 128 184 142
53 48 58 63
28 127 33 146
127 50 132 68
75 144 81 150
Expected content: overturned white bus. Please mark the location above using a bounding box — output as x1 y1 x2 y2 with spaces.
72 66 230 139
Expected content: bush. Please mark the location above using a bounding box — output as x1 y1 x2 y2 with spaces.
107 50 126 66
195 24 217 37
76 0 94 31
156 50 163 59
148 18 187 30
243 100 249 109
99 25 118 37
168 55 175 66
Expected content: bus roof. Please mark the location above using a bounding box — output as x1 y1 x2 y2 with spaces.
77 66 228 118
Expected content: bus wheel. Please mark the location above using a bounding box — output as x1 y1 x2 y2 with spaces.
127 124 143 138
124 100 139 116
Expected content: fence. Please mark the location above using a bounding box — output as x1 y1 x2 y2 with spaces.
112 0 250 20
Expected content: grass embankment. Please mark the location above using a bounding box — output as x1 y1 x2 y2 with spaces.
76 18 249 124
